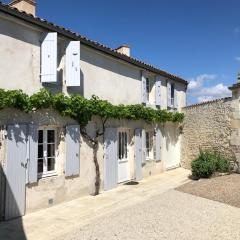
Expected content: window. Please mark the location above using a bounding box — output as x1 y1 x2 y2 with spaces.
146 130 156 160
38 128 57 178
118 131 128 160
170 83 175 106
146 77 150 102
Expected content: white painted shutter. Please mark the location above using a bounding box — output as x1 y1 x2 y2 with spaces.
155 76 161 106
135 128 142 180
167 81 171 108
65 125 80 177
141 71 147 104
142 129 146 163
28 124 38 184
104 128 118 190
40 32 57 83
155 128 162 162
5 124 27 220
66 41 81 86
174 87 178 110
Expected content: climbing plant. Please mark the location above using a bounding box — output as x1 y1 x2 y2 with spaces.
0 88 184 195
0 89 184 125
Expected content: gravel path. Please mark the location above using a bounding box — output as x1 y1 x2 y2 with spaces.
177 174 240 208
58 190 240 240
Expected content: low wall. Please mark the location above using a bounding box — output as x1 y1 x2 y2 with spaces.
181 98 234 169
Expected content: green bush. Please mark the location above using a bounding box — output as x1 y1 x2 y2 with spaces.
191 150 230 178
215 156 230 173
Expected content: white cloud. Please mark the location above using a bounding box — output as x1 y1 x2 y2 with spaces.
193 84 231 103
197 96 214 103
188 74 216 91
188 74 231 104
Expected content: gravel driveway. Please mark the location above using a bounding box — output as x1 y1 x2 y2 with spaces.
177 174 240 208
58 190 240 240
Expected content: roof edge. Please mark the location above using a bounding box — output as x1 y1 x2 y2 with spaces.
183 97 232 109
0 2 188 85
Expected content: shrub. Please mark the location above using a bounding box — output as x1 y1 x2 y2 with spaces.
215 156 230 173
191 150 230 178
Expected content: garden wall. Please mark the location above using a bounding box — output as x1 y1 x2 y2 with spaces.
181 97 235 169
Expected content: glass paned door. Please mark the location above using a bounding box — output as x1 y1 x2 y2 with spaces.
118 130 130 183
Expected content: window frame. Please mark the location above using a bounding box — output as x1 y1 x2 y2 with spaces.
118 130 128 162
170 83 175 107
37 127 57 179
146 77 150 103
145 130 156 160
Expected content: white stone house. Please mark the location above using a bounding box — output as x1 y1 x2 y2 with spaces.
0 0 188 221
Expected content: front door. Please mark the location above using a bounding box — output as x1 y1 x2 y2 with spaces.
118 130 130 183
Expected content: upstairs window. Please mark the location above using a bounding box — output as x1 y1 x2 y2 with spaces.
170 83 175 107
146 77 150 102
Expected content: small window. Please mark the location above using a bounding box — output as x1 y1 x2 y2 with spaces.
37 128 57 178
146 130 156 160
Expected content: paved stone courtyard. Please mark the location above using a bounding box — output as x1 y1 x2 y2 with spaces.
1 168 240 240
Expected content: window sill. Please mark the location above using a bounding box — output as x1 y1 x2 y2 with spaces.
38 171 57 179
146 103 157 109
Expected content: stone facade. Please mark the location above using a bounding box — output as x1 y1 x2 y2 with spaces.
181 98 235 169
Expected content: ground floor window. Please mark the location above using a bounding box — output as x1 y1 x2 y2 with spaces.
118 131 128 160
146 130 156 160
38 128 57 178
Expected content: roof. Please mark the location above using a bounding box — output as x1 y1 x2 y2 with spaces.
0 1 188 85
228 82 240 90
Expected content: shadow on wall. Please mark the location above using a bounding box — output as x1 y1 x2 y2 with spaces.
163 124 180 151
0 164 27 240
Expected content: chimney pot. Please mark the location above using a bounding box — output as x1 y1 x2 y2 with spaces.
116 45 130 57
9 0 36 16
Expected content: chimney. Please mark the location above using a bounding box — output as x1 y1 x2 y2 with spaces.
9 0 36 16
115 45 130 57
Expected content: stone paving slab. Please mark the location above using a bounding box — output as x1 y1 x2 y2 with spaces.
0 168 190 240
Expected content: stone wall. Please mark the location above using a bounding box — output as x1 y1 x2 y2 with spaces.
181 98 235 169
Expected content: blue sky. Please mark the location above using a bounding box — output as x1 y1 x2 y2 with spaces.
6 0 240 104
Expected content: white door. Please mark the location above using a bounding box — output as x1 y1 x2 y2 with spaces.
118 130 130 183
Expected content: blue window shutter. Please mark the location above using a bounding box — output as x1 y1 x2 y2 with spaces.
174 87 178 109
141 71 147 104
155 128 162 162
155 76 161 106
104 128 118 190
142 129 146 163
5 124 27 220
40 32 57 83
28 124 38 184
167 81 171 108
135 128 142 181
66 41 81 86
65 125 80 177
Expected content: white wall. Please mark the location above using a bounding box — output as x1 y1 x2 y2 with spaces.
0 12 187 109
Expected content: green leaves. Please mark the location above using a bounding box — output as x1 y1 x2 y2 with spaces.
0 89 30 112
0 89 184 126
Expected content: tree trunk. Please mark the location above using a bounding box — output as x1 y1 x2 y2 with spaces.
93 141 100 195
